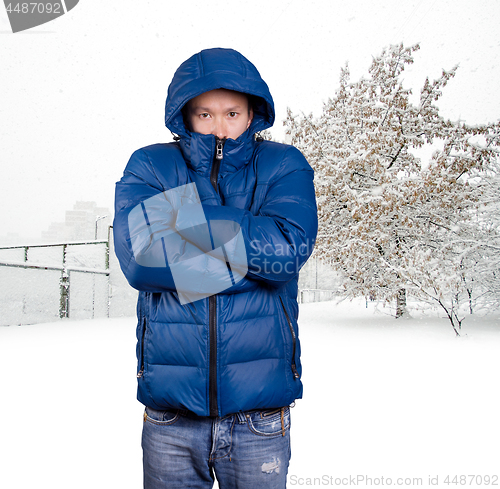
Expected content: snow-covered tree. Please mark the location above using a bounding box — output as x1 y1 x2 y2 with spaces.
285 43 500 333
449 122 500 312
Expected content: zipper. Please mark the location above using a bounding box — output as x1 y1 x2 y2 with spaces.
208 137 223 417
209 295 218 416
279 296 300 380
137 317 146 379
210 138 225 191
215 138 224 160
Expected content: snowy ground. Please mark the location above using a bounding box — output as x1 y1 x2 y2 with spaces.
1 299 499 488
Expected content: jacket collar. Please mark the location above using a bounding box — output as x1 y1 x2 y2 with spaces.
179 129 256 178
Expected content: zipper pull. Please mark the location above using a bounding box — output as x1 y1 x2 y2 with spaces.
137 369 144 378
216 138 224 160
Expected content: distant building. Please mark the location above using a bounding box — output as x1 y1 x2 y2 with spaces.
41 201 111 243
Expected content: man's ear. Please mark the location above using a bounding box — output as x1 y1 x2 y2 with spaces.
247 108 254 129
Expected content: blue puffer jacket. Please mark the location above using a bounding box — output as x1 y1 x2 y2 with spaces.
113 48 318 417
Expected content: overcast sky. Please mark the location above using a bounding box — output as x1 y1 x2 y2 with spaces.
1 0 499 240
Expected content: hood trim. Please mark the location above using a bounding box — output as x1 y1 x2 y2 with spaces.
164 49 275 138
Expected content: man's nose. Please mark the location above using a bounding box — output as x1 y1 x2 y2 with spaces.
212 118 227 139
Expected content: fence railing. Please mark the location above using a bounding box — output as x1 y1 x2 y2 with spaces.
0 229 112 323
299 288 337 304
0 229 338 325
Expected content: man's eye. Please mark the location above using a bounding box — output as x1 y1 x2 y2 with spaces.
228 112 237 118
200 113 210 118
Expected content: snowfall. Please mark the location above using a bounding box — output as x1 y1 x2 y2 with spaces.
1 298 499 488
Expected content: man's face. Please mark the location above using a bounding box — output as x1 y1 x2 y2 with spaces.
186 89 253 140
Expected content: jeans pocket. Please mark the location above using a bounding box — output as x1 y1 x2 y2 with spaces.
245 407 290 437
144 406 181 426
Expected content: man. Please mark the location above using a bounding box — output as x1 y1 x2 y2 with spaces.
113 48 317 489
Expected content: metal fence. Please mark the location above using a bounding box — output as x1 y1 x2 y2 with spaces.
299 289 337 304
0 229 117 325
1 240 110 319
0 228 337 326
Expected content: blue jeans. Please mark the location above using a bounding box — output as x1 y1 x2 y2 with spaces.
142 406 291 489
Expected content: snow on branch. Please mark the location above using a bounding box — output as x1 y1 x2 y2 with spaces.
284 42 500 331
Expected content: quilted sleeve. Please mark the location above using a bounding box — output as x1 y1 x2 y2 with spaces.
113 145 187 293
113 145 262 301
181 145 318 287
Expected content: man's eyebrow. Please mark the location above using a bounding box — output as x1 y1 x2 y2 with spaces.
190 106 210 112
190 105 244 112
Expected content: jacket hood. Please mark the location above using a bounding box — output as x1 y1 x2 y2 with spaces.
165 48 275 138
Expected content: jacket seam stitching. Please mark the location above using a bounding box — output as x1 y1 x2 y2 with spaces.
139 148 165 191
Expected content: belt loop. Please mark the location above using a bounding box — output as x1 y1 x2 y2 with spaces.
236 411 246 424
281 407 285 436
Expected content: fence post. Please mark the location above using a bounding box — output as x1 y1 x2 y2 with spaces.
59 244 69 318
106 226 111 317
